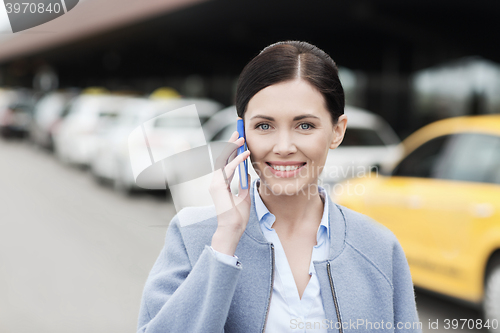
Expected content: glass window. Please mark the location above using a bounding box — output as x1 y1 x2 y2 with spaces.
340 128 386 146
392 135 450 178
433 133 500 184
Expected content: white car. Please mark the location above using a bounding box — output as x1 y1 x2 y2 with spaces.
92 97 223 194
53 93 133 166
90 97 149 184
0 89 21 123
320 106 403 188
0 88 35 139
30 90 79 150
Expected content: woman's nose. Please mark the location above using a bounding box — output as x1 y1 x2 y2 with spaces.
272 131 297 155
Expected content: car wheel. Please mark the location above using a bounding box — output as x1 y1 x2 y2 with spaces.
483 257 500 333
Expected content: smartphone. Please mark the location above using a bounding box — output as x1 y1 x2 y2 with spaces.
237 117 249 189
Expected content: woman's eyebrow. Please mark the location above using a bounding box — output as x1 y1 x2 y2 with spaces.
293 114 321 121
250 114 320 121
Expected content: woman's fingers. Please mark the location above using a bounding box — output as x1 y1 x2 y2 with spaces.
229 130 239 142
210 136 248 191
223 131 249 190
208 132 252 236
222 136 245 185
211 149 249 193
212 135 244 172
210 148 250 216
223 149 250 182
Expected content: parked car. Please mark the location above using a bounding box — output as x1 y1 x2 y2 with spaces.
93 97 223 194
333 114 500 329
90 97 149 184
53 90 134 166
0 89 21 133
0 88 36 139
319 106 403 187
30 89 79 150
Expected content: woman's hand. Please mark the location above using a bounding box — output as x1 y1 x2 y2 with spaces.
209 130 251 257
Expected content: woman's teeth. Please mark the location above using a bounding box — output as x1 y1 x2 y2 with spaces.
270 164 304 171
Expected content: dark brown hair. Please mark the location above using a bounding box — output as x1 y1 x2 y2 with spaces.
235 41 345 125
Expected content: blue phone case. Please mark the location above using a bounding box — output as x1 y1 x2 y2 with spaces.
237 118 248 189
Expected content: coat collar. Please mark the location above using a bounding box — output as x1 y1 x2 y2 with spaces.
244 178 347 260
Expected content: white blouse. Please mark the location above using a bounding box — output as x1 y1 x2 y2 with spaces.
211 179 330 332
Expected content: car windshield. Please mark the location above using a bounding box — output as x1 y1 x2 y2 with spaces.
340 128 386 146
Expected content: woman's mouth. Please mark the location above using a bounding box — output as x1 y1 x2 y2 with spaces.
265 162 307 178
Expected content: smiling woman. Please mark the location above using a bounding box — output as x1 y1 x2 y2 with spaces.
244 79 345 196
137 41 422 333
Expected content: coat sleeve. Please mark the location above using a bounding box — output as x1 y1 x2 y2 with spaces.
136 214 242 333
392 240 423 333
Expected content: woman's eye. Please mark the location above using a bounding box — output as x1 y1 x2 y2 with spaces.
299 123 314 130
257 123 270 130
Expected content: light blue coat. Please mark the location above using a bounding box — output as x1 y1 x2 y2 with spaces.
137 179 422 333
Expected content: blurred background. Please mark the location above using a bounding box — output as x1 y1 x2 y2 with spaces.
1 0 499 332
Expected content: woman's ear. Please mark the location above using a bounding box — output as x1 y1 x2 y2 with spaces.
329 114 348 149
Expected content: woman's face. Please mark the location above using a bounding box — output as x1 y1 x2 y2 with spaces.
244 78 347 196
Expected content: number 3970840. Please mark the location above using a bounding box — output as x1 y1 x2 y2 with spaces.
5 2 62 14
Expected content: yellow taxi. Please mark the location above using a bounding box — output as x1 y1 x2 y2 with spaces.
332 114 500 328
